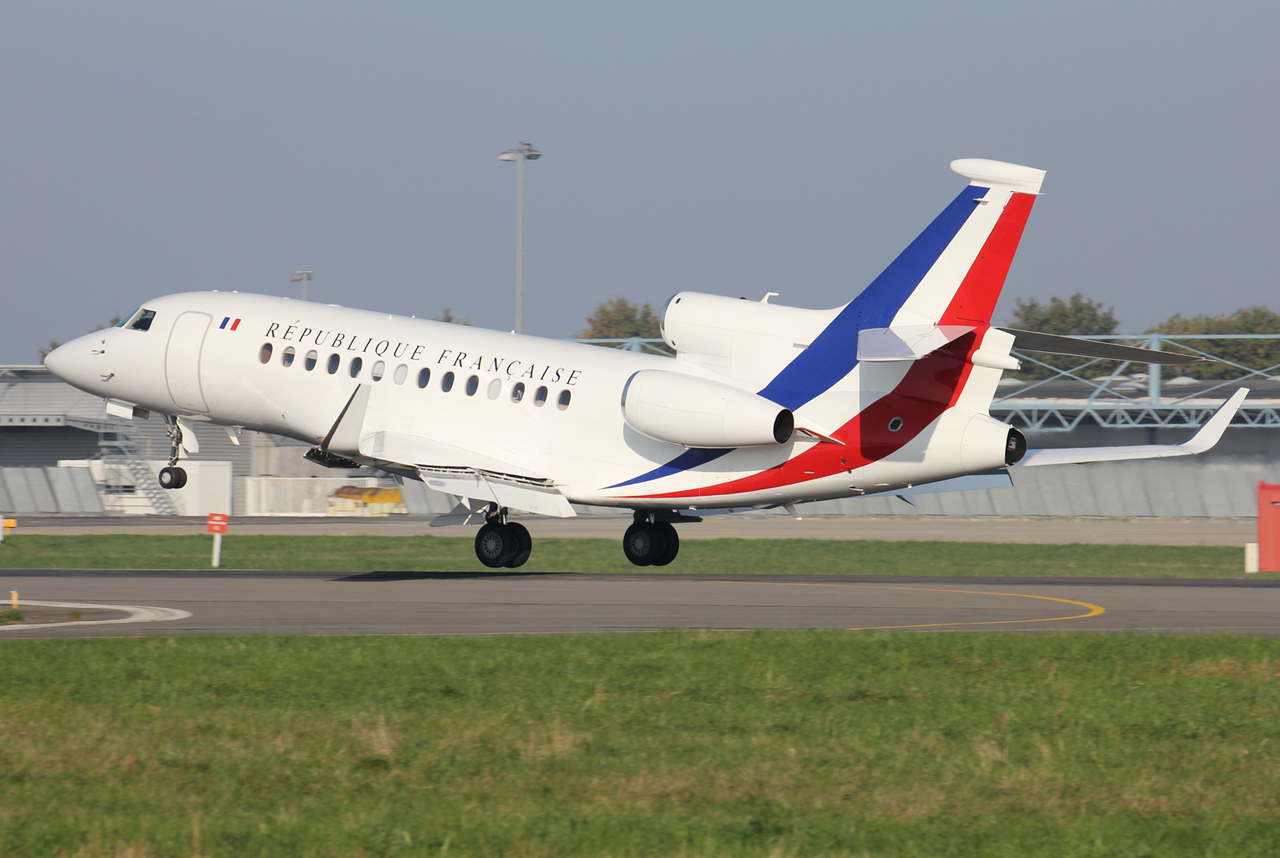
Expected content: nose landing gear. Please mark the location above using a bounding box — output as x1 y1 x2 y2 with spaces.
623 511 680 567
158 415 188 490
473 506 533 568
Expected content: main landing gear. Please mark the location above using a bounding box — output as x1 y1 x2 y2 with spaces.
473 507 533 568
623 511 680 567
158 415 188 490
469 507 684 569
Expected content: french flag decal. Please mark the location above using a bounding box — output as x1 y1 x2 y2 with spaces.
220 317 241 331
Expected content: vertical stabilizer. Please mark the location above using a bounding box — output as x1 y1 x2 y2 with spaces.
759 159 1044 411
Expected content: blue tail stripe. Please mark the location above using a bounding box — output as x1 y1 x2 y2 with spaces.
757 185 987 410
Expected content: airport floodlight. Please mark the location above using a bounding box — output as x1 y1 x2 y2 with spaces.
291 268 313 302
499 143 542 333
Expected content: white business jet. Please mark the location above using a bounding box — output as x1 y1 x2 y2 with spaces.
43 159 1245 568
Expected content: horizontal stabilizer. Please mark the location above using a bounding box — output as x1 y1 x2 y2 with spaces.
1019 388 1248 466
999 329 1210 366
951 159 1047 194
857 325 974 362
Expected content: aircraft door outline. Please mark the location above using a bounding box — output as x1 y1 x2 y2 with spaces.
165 311 212 413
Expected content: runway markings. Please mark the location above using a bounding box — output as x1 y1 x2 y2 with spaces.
694 579 1106 631
0 600 192 632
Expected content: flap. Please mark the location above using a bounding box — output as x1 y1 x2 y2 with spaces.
417 466 577 519
857 325 974 362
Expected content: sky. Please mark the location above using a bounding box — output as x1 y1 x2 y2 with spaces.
2 1 1277 363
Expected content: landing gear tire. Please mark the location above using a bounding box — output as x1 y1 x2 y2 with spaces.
505 522 533 568
475 521 519 568
158 466 187 490
623 521 670 567
652 522 679 567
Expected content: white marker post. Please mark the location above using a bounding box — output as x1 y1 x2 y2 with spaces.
206 513 229 568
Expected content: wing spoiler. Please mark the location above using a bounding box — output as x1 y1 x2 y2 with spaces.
998 328 1210 366
1018 388 1248 466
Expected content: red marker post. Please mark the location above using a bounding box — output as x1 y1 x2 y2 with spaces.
207 513 229 568
1255 482 1280 573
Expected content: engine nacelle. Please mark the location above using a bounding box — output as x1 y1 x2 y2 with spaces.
960 412 1027 470
622 370 794 448
660 292 837 383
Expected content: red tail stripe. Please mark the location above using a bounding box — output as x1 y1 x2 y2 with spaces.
940 192 1036 326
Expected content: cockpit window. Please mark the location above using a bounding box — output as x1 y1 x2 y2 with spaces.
121 308 156 331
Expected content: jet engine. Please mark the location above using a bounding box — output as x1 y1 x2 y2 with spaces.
659 291 838 383
959 412 1027 470
622 370 794 448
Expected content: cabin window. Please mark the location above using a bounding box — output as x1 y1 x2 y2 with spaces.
557 390 572 411
327 354 340 374
465 375 479 396
487 379 501 400
259 343 273 363
304 350 318 371
417 368 431 389
371 360 385 382
511 382 525 403
394 364 408 385
534 385 549 407
282 346 296 368
888 417 903 432
441 371 455 392
349 357 363 378
126 309 156 331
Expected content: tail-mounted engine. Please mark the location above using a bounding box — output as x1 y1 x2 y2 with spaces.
959 412 1027 470
622 370 794 448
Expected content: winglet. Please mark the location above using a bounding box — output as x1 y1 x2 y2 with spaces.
1180 387 1249 454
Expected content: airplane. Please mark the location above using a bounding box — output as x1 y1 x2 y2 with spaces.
43 158 1247 568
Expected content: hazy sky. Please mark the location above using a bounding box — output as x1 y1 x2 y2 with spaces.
2 2 1276 363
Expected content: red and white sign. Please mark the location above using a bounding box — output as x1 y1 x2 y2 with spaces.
206 513 229 534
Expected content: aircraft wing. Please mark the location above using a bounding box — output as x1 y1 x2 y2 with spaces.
1017 388 1248 466
358 429 577 519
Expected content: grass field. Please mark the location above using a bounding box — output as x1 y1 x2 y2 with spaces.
0 534 1261 577
2 632 1279 857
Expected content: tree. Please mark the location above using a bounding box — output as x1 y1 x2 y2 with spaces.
578 297 661 341
1148 306 1280 380
1006 293 1121 379
1007 293 1119 336
432 309 470 325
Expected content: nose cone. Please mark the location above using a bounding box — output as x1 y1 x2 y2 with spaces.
42 334 98 391
42 341 74 379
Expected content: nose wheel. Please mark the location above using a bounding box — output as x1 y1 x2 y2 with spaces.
158 466 188 490
474 509 533 568
158 415 188 490
623 514 680 567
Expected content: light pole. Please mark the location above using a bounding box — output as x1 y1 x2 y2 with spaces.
291 268 313 301
498 142 541 333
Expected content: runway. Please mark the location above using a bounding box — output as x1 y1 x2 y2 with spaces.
11 515 1256 545
3 570 1279 638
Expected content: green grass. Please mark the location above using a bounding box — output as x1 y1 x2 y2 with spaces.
0 534 1262 577
2 632 1279 856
